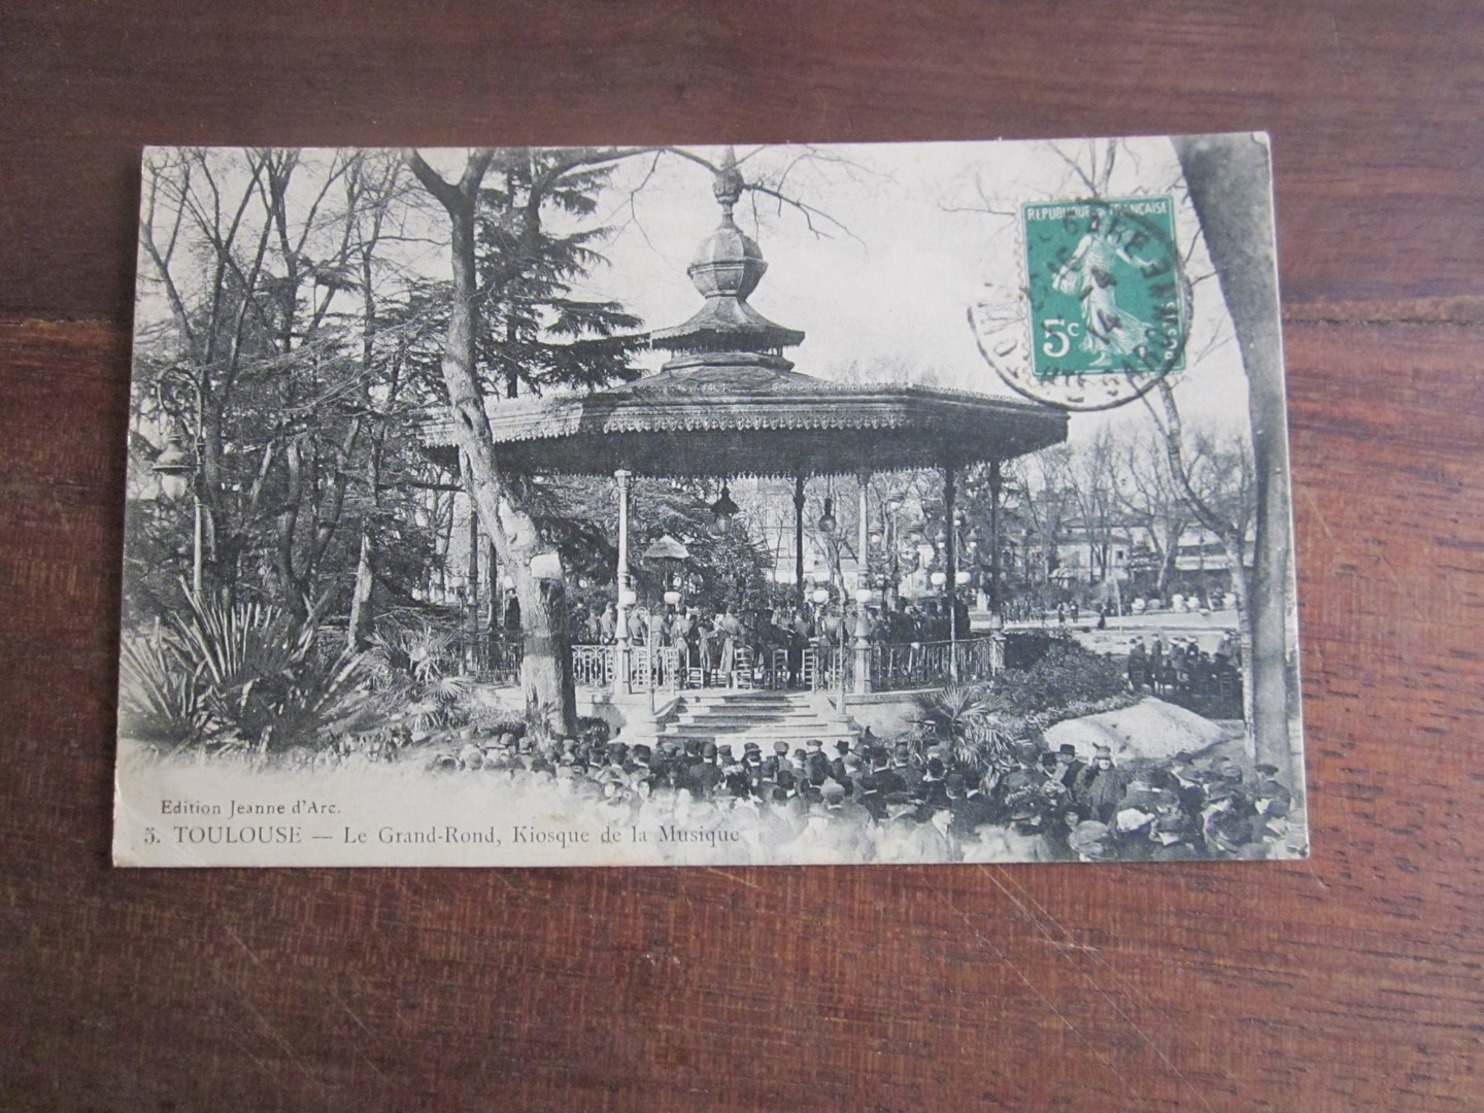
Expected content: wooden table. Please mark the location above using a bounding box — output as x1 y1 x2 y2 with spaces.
2 3 1481 1109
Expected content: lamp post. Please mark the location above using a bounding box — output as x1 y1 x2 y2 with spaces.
151 368 206 597
614 469 632 691
852 586 874 696
988 459 1003 621
885 496 902 610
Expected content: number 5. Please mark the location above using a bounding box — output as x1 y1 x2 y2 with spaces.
1041 318 1072 358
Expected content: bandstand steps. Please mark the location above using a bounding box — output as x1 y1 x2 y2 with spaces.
657 718 852 732
650 689 860 749
667 715 842 733
654 734 858 750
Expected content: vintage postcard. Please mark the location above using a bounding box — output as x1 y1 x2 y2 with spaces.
113 134 1306 866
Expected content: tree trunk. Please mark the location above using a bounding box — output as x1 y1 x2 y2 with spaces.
1220 535 1258 736
406 151 578 738
347 531 375 652
1174 133 1298 783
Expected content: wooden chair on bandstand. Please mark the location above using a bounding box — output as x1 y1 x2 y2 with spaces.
731 645 756 689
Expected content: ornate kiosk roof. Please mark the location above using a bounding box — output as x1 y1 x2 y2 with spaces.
423 364 1066 478
423 148 1067 478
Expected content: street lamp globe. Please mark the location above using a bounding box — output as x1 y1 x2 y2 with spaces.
152 437 193 501
930 570 948 589
709 482 739 525
817 497 836 535
811 588 829 606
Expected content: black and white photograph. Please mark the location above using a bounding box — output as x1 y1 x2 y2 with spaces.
113 134 1306 866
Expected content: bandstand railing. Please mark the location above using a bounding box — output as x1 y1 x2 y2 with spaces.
455 635 1003 694
867 637 1000 692
558 636 1003 694
453 632 523 685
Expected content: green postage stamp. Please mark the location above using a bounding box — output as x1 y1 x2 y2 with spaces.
1022 196 1186 380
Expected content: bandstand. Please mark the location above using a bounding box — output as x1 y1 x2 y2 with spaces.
424 149 1068 723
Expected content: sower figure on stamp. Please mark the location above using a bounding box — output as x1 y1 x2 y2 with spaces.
1052 208 1157 368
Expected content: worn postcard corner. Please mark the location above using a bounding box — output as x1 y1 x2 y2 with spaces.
114 134 1305 867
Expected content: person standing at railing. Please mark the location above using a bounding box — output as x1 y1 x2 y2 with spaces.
695 614 713 685
717 607 739 684
788 608 810 688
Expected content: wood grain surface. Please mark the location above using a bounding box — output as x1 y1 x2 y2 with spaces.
2 2 1482 1109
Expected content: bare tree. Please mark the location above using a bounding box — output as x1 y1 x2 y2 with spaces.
1114 431 1194 596
136 148 394 616
402 149 583 736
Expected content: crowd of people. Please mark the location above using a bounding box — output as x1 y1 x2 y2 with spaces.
432 725 1297 862
1126 632 1243 712
560 596 976 688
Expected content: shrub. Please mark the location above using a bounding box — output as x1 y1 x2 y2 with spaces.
465 705 526 738
576 716 612 747
909 642 1136 772
364 620 474 734
118 634 205 750
988 641 1132 718
119 587 369 754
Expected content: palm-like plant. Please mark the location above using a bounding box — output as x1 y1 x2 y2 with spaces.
118 633 205 749
914 683 989 741
125 586 370 754
913 682 1032 772
364 620 473 733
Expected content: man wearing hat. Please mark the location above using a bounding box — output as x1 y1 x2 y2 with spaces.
739 742 764 795
856 770 887 822
892 742 924 794
1127 636 1149 691
1051 743 1085 791
1069 820 1114 861
948 772 997 840
689 741 723 797
720 747 751 799
918 756 950 809
869 747 906 799
762 740 790 782
820 778 869 825
801 739 831 786
485 733 519 772
829 740 852 789
1074 745 1126 824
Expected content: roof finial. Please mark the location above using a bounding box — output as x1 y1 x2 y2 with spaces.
712 146 744 221
650 144 804 360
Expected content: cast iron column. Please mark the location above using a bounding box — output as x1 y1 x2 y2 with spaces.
944 463 958 681
793 474 806 608
615 469 632 693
